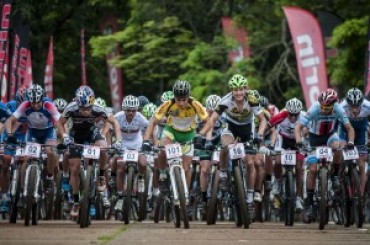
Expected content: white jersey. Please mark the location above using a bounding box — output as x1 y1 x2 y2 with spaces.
114 111 148 150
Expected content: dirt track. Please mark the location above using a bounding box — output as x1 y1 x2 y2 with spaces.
0 220 369 245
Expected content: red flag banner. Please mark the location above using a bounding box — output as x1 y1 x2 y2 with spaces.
24 50 32 87
283 6 329 108
44 36 54 99
221 17 250 64
81 29 87 85
0 1 12 102
100 16 124 113
364 17 370 99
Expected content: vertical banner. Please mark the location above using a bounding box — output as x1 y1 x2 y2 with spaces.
9 11 30 100
80 28 87 85
364 17 370 99
24 50 32 87
43 36 54 99
100 16 124 112
221 17 250 64
0 0 12 102
283 6 329 108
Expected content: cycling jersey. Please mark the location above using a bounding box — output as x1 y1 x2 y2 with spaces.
215 92 262 125
269 110 305 139
0 102 11 122
299 102 349 136
155 97 207 132
114 111 148 141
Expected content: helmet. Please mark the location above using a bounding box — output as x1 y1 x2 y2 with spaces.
259 96 269 108
122 95 139 111
247 90 260 105
228 74 248 89
318 88 338 106
205 95 221 111
53 98 68 111
173 80 190 98
161 91 174 102
75 85 95 107
137 95 149 110
95 97 107 107
346 87 364 107
285 98 303 114
142 102 158 119
15 86 28 103
27 84 44 103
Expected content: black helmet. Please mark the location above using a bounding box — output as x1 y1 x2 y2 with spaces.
173 80 190 98
137 95 149 110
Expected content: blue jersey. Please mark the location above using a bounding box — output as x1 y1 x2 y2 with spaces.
0 102 11 122
299 101 349 136
6 100 28 136
339 99 370 130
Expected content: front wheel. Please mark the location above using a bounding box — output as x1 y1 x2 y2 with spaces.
123 166 134 224
318 167 328 230
350 168 363 228
207 170 220 225
80 165 91 228
25 165 37 226
234 166 249 229
285 170 295 226
174 167 189 229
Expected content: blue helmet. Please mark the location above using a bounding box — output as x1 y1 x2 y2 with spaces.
75 85 95 107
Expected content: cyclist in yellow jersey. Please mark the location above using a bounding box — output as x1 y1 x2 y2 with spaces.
142 80 208 188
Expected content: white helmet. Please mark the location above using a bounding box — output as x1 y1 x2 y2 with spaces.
285 98 303 114
53 98 68 111
205 95 221 110
27 84 44 102
122 95 139 111
346 87 364 107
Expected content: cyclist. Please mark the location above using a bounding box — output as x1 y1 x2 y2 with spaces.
57 85 122 218
294 88 354 223
142 103 158 120
6 84 60 195
339 88 370 199
196 74 267 219
142 80 208 189
161 91 174 104
112 95 149 212
268 98 305 211
95 97 107 108
138 95 150 113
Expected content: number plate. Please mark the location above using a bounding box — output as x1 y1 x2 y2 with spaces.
165 144 182 159
343 147 359 160
281 150 296 165
316 147 332 159
123 150 139 162
82 145 101 159
228 143 245 160
15 148 26 157
25 143 41 158
212 150 220 162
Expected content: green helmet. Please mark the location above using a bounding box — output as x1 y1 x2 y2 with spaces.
228 74 248 89
95 97 107 107
142 102 158 119
161 91 174 103
247 90 260 105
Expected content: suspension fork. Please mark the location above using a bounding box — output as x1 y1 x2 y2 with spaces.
168 160 189 205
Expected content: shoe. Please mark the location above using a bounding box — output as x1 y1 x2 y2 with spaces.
332 176 340 193
138 178 145 193
304 204 313 224
219 176 228 192
272 194 281 209
115 198 124 212
71 203 80 218
102 196 111 208
253 192 262 203
62 176 70 192
295 197 304 212
247 203 255 221
97 176 107 192
90 206 96 217
45 179 54 193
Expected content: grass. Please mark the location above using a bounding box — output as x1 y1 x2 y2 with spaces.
98 223 134 245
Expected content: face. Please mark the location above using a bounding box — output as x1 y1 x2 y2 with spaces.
232 88 245 102
349 105 361 116
175 97 189 108
125 108 137 120
31 101 42 111
79 106 92 117
320 104 334 115
288 112 299 123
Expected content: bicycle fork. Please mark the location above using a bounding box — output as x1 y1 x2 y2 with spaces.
169 165 189 206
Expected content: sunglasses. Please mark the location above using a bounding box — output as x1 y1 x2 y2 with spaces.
175 97 188 102
289 112 299 117
125 109 137 113
320 105 334 111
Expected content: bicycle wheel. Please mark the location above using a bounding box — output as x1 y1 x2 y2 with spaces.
234 166 249 229
9 168 22 224
123 165 134 224
174 167 189 229
285 170 295 226
153 192 164 223
138 171 149 222
207 170 220 225
350 168 363 228
25 165 37 226
95 194 105 220
80 165 91 228
319 167 328 230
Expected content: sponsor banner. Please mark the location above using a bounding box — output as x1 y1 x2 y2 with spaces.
283 6 329 108
81 29 87 85
43 36 53 99
365 17 370 99
9 11 30 100
0 0 12 102
99 16 124 113
221 17 250 63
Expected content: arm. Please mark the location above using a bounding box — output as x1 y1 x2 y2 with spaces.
5 116 17 135
199 112 219 136
294 123 304 143
268 127 277 147
144 117 159 141
256 112 267 136
344 122 355 144
57 117 68 138
107 115 122 141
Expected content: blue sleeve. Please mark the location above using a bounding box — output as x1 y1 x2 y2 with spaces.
334 102 349 124
299 103 319 127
